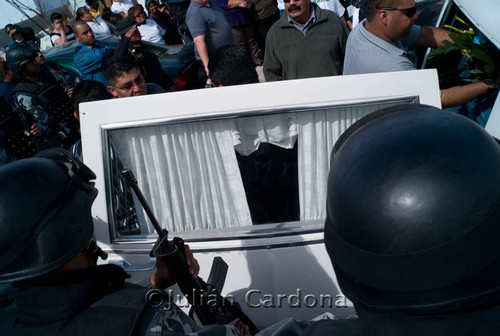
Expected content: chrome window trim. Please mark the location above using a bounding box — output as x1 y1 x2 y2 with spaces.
110 220 325 243
80 70 441 247
102 96 419 244
108 230 327 253
100 96 419 132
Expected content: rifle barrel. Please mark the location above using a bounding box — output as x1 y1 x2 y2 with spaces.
121 168 165 238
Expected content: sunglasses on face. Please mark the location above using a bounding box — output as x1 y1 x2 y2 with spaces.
376 5 419 18
115 75 145 91
283 0 297 3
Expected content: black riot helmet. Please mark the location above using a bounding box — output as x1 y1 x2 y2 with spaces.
5 42 38 73
325 104 500 314
0 149 98 283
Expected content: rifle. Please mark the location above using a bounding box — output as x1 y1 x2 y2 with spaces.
121 168 259 335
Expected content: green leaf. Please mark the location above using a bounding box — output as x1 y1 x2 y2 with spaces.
428 45 459 57
449 35 474 50
468 69 484 75
485 63 497 76
442 40 456 47
471 48 494 64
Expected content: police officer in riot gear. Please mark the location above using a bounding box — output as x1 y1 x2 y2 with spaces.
323 104 500 336
0 149 257 335
6 43 80 153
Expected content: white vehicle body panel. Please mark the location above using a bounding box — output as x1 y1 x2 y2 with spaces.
454 0 500 50
80 69 440 328
484 94 500 138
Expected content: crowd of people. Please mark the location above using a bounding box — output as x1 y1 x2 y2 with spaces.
0 6 262 166
1 0 500 335
0 0 498 204
0 0 498 185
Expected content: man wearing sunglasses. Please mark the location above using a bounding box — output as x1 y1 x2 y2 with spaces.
263 0 349 81
343 0 497 108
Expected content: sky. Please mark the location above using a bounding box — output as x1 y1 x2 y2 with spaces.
0 0 86 29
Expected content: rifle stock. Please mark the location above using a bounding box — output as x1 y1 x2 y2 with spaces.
121 168 259 335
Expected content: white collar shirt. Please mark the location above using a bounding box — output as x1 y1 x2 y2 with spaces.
111 0 135 14
287 5 317 35
137 19 166 45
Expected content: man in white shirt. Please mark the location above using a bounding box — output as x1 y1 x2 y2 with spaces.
128 5 166 45
111 0 137 17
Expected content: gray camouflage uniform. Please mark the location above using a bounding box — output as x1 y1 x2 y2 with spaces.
11 66 79 145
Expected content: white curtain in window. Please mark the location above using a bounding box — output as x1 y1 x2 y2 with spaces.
298 103 405 221
110 102 409 233
110 119 252 234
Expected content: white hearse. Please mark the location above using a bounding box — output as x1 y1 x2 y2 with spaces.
79 0 499 329
80 69 441 328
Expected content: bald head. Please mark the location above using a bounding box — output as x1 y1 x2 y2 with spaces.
73 20 95 45
365 0 399 21
72 20 87 34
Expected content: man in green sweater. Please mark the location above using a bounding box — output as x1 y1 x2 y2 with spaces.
263 0 349 81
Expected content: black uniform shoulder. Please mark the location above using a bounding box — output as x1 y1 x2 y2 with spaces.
11 81 43 95
302 318 364 336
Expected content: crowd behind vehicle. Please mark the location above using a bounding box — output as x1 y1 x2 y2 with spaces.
1 0 500 335
2 0 498 167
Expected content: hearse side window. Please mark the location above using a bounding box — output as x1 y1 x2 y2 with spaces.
108 101 411 237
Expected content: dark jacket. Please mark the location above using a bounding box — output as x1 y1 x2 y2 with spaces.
149 12 183 44
11 264 244 336
11 67 80 149
12 265 147 335
115 37 174 90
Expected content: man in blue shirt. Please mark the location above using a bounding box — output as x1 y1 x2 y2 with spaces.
186 0 234 79
73 21 114 86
